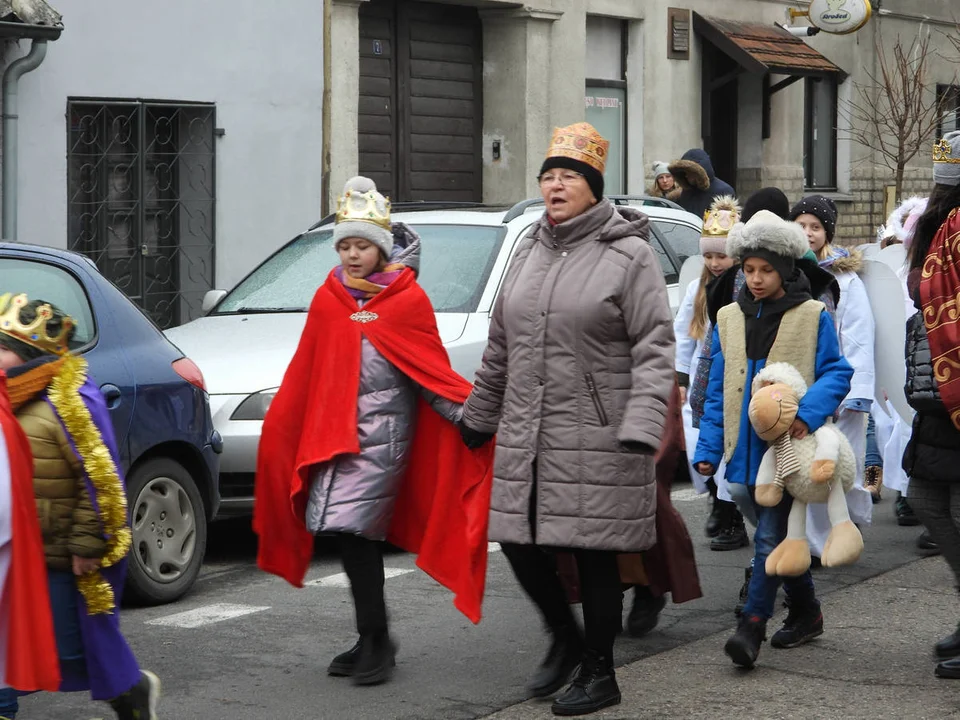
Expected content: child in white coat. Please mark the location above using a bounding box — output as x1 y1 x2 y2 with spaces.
674 196 748 551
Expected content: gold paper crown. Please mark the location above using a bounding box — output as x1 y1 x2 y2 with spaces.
545 122 609 174
933 138 960 164
335 188 392 230
702 196 741 237
0 293 74 356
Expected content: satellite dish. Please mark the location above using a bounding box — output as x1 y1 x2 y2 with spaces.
805 0 872 35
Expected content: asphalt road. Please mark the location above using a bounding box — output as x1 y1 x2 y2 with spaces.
25 483 930 720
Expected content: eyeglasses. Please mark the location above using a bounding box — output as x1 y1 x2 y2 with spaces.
537 171 585 187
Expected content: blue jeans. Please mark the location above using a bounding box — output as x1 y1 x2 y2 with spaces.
742 491 817 620
865 413 883 468
0 571 88 717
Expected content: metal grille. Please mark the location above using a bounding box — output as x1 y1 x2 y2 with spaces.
67 100 216 329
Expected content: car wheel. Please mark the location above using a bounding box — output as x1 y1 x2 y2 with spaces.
124 457 207 605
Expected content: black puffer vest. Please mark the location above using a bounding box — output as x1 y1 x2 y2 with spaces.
903 313 960 483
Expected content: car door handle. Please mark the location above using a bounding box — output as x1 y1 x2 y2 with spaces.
101 384 122 409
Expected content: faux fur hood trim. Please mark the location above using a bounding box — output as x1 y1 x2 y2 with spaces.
667 159 710 192
824 247 863 275
752 362 808 399
726 210 808 260
647 183 682 201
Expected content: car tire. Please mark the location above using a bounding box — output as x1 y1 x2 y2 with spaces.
124 457 208 605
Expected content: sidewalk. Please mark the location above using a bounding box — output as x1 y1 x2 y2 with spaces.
485 557 960 720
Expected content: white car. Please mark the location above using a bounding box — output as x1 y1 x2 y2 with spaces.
165 197 703 514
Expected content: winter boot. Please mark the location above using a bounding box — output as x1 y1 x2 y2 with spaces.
863 466 883 503
108 670 161 720
770 601 823 649
352 632 398 686
529 624 585 698
895 492 920 526
551 650 621 716
710 502 749 551
936 656 960 679
705 478 723 538
935 622 960 660
734 564 753 617
918 530 941 556
328 638 365 676
724 614 766 669
626 586 667 638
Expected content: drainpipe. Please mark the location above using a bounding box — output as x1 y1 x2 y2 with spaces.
320 0 332 217
2 38 47 242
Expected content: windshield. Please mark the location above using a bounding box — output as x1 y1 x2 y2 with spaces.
214 224 505 314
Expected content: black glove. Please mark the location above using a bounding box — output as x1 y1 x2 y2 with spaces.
459 420 494 450
621 441 655 455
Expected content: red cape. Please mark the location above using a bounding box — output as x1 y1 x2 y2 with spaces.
254 269 494 623
0 372 60 690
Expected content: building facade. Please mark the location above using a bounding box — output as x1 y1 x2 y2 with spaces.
3 0 957 329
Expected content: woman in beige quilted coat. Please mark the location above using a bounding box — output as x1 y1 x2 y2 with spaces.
460 123 675 717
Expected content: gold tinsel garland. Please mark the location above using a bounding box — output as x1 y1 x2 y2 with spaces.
47 354 132 614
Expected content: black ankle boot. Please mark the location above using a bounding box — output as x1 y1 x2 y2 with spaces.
936 623 960 660
724 614 766 668
626 586 667 638
710 503 749 551
705 478 723 538
529 625 584 698
937 656 960 678
352 632 397 686
551 650 621 716
328 639 362 676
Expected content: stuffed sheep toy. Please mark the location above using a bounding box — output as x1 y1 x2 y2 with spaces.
748 362 864 577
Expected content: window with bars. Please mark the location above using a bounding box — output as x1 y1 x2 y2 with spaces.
67 100 216 329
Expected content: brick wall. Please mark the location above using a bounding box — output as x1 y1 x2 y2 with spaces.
833 166 931 246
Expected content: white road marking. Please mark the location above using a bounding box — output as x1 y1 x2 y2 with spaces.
488 542 502 553
145 603 270 629
670 487 705 503
306 567 414 588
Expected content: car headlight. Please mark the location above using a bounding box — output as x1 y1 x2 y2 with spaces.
230 388 279 421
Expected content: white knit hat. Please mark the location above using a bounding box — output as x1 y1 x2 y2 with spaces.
333 176 394 257
652 161 671 179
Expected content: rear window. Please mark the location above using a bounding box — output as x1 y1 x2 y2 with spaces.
215 224 505 314
0 258 97 350
655 220 701 267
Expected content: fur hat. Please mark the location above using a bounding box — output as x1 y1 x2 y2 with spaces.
652 161 671 179
789 195 838 243
726 209 808 262
333 176 394 257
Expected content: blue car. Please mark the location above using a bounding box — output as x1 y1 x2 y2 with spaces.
0 242 222 604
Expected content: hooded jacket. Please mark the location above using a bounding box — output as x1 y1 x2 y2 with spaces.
462 200 676 552
669 149 736 220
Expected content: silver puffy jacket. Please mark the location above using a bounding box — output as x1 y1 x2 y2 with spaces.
305 224 462 540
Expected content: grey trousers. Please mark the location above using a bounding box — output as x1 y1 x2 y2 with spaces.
909 478 960 587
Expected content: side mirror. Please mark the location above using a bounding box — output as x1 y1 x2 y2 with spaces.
202 289 227 314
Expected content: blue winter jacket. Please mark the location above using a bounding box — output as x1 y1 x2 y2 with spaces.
693 310 853 486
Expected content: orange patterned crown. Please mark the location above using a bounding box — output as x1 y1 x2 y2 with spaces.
545 122 609 174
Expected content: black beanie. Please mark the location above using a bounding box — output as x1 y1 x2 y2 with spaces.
742 248 795 285
0 334 44 362
539 156 605 202
742 187 790 222
788 195 838 243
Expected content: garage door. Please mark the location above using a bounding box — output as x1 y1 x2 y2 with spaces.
359 0 483 202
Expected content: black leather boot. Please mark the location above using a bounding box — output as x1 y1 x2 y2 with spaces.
529 625 584 698
626 585 666 638
551 650 621 716
935 623 960 660
710 502 749 551
724 614 766 669
705 478 723 538
936 656 960 678
328 639 363 676
734 564 752 617
352 632 397 686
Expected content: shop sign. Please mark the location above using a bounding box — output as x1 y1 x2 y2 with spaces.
807 0 872 35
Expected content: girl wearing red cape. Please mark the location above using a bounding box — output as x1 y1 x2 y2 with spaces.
254 177 494 687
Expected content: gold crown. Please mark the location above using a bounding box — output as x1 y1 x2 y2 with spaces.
933 138 960 164
702 196 741 237
0 293 74 356
335 188 391 230
545 122 609 174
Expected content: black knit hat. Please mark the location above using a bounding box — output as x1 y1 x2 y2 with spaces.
539 156 605 202
743 187 790 222
0 334 44 362
742 248 795 284
789 195 838 243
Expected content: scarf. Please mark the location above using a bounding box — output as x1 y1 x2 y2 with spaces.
5 356 66 410
817 246 850 270
334 262 406 299
919 207 960 430
736 270 814 360
772 433 802 486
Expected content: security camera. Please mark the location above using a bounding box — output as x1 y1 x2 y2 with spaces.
776 23 821 37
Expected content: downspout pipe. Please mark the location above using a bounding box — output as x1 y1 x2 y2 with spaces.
2 38 47 242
